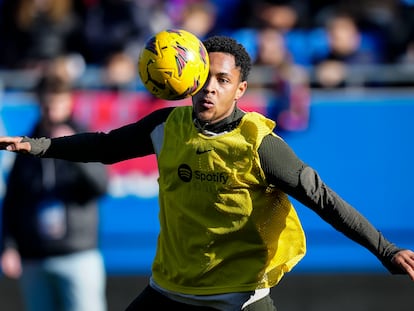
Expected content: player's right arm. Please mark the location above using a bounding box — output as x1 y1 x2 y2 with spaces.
0 107 175 164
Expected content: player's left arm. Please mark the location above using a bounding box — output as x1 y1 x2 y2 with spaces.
259 134 414 278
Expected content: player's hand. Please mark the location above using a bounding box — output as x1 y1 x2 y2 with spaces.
0 136 31 153
392 249 414 281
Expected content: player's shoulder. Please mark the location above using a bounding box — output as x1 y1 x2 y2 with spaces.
260 133 286 149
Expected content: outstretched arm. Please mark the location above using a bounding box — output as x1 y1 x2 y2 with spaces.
0 106 175 163
258 134 414 280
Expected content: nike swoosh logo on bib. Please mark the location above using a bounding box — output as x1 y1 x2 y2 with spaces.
196 149 212 155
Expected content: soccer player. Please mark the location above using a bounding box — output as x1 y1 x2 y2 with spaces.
0 36 413 311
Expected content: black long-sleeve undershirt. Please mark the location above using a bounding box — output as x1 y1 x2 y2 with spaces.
23 106 404 274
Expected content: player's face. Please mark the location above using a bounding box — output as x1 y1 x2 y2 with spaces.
192 52 247 124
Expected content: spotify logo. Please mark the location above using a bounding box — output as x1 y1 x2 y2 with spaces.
177 164 230 185
178 164 192 182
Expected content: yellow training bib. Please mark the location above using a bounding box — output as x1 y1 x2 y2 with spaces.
152 106 306 295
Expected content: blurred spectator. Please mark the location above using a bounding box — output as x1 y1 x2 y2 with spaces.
311 1 408 65
167 0 238 35
0 0 86 71
82 0 171 66
311 11 382 88
398 31 414 65
254 27 310 131
102 51 138 91
43 54 86 85
238 0 310 31
208 0 243 34
0 74 109 311
382 1 414 64
232 0 313 66
173 0 217 39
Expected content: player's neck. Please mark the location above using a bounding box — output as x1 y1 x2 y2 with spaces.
193 107 245 135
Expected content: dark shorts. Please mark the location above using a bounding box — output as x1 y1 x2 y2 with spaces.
124 285 277 311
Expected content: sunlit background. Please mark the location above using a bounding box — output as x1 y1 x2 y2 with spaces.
1 1 414 310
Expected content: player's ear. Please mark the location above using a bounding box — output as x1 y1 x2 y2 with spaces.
235 81 247 101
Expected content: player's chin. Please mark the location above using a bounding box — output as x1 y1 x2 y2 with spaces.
195 109 214 123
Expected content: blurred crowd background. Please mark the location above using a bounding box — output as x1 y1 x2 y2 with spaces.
1 0 414 92
1 3 414 311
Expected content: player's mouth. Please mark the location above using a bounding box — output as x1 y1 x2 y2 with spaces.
198 98 214 110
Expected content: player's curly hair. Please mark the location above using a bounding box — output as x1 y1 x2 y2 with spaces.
202 36 252 82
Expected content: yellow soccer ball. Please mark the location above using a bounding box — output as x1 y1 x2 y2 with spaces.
138 29 210 100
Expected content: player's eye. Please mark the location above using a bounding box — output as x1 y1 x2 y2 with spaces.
218 77 230 84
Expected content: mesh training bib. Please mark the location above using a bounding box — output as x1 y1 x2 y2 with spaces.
152 106 306 295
